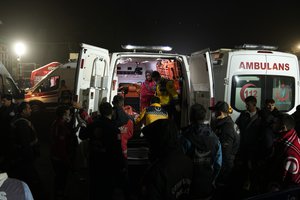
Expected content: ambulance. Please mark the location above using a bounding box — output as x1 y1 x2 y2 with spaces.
25 61 77 112
74 43 215 129
211 44 300 122
0 61 24 101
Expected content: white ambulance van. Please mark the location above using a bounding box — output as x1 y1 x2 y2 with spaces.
25 61 77 112
74 43 215 128
211 44 300 122
0 61 24 101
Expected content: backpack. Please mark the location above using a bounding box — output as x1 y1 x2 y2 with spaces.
181 124 217 198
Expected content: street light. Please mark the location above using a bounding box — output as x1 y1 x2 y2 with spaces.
14 42 26 82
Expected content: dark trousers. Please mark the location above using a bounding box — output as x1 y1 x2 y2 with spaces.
51 158 70 198
162 104 181 128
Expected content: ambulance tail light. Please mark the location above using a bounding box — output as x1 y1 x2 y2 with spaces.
80 59 84 69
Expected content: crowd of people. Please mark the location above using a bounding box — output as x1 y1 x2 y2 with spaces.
2 70 300 200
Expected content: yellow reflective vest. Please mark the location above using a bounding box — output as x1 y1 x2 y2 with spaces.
155 78 178 106
135 103 168 126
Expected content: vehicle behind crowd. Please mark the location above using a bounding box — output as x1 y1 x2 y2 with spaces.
74 43 215 128
211 44 300 121
24 61 76 112
0 61 24 101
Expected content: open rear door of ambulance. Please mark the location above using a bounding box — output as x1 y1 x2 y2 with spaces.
188 49 214 123
74 43 111 116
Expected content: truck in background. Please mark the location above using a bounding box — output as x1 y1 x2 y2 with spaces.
211 44 300 122
0 61 24 101
25 61 76 112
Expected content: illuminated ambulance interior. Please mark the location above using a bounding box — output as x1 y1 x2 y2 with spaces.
114 56 182 114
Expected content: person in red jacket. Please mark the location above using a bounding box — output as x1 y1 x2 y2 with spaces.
140 70 156 112
268 114 300 190
50 105 74 199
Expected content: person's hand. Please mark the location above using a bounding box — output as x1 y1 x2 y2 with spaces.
175 104 181 112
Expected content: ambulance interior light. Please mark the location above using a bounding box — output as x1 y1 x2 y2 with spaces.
121 45 172 52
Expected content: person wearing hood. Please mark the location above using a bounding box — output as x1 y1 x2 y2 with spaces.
139 119 193 200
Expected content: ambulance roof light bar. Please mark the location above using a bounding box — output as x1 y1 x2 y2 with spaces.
121 45 172 52
235 44 278 51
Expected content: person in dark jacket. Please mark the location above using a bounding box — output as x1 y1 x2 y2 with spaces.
111 95 133 199
0 93 18 131
234 96 263 198
9 102 43 199
180 103 222 200
79 102 126 200
210 101 239 199
292 104 300 134
139 119 193 200
210 101 239 186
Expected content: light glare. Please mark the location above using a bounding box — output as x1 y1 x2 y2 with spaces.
14 42 26 56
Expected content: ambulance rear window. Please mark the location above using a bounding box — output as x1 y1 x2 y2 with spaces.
231 75 295 112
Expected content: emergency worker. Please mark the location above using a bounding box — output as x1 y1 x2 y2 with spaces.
140 70 156 112
151 71 180 125
135 96 168 126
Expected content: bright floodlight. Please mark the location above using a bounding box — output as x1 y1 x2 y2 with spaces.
14 42 26 56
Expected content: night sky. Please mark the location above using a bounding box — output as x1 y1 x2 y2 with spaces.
1 1 300 65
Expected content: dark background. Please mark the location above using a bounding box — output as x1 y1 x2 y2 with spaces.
1 1 300 65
